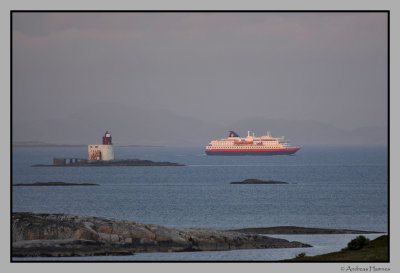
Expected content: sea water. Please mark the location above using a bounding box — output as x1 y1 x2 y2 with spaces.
11 145 388 261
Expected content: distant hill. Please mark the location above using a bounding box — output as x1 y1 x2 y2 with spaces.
12 102 223 146
226 118 387 146
12 102 387 146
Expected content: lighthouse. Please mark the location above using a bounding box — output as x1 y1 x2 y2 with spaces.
88 131 115 161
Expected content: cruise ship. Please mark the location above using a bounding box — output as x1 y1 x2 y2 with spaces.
205 131 301 156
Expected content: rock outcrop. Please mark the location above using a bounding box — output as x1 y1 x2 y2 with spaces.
14 182 99 186
232 226 384 235
12 212 311 257
230 179 289 184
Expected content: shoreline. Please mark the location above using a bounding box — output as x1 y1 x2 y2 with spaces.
12 212 385 258
12 142 164 148
12 212 311 257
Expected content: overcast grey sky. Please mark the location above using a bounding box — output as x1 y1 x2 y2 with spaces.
13 12 387 131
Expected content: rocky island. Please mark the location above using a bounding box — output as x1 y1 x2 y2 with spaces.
230 179 289 184
12 212 311 257
30 132 184 167
32 158 184 167
14 182 99 187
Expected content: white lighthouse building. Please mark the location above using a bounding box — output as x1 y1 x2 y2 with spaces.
88 131 114 161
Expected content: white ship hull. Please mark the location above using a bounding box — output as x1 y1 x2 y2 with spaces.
205 130 301 156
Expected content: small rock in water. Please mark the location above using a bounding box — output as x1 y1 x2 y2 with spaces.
230 179 289 184
14 182 99 186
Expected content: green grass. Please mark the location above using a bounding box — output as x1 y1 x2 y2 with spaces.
285 235 388 262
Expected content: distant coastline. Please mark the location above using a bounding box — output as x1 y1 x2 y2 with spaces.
12 141 163 148
12 141 87 147
117 145 165 148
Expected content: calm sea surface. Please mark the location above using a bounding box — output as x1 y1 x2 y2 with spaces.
12 145 388 261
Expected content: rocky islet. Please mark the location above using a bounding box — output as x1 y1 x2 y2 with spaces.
12 212 311 257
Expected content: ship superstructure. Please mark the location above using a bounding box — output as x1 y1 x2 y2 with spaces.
205 131 301 156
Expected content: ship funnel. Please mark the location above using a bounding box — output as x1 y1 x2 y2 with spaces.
228 131 240 137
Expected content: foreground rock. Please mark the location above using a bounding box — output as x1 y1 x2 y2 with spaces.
231 179 289 184
12 212 311 257
232 226 384 234
14 182 99 186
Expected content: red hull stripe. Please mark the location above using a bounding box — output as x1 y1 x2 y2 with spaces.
206 148 300 152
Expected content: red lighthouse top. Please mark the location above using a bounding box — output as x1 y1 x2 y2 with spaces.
102 131 112 145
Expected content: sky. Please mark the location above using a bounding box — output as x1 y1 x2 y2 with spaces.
12 12 387 134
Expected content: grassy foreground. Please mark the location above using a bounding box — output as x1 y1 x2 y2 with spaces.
285 235 388 262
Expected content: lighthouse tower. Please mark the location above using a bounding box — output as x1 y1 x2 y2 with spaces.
88 131 115 161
